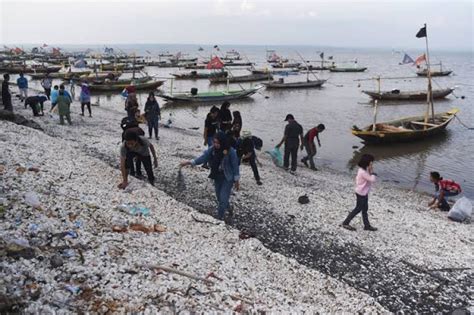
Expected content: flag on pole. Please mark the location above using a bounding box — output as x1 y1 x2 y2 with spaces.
416 25 427 38
414 53 426 66
206 56 224 69
328 56 333 60
43 43 48 47
319 52 324 59
400 53 415 65
175 51 182 59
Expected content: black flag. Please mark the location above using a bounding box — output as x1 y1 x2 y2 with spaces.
416 26 427 38
319 52 324 59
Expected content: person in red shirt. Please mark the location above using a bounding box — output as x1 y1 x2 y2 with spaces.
428 171 462 211
301 124 325 170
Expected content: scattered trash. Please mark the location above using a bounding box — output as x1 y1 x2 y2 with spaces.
239 231 255 240
6 240 35 260
176 169 186 192
298 195 310 204
16 166 27 174
24 192 41 209
352 145 359 149
28 223 40 235
50 254 64 268
0 164 5 174
64 284 81 294
116 204 150 216
28 167 40 172
65 231 78 239
112 225 128 233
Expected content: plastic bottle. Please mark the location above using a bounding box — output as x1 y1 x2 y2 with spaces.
24 192 41 208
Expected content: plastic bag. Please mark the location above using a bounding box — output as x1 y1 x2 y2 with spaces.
24 192 41 209
448 197 472 223
266 147 283 167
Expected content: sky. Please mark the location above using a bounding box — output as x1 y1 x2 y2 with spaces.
0 0 472 51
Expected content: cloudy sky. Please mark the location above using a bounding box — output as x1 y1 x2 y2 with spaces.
0 0 472 50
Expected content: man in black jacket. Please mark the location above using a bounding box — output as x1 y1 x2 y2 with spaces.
276 114 304 174
2 74 12 111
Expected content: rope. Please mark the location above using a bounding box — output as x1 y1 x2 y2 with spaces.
454 114 474 130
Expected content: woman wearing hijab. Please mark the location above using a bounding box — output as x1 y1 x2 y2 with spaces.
180 132 240 220
218 101 232 132
79 83 92 117
144 92 161 140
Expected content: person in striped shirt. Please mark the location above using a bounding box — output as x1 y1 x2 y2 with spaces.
428 172 462 211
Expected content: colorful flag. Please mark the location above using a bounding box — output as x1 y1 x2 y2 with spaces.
43 43 48 47
52 47 61 56
414 54 426 66
269 52 280 62
175 51 182 59
416 26 427 38
401 53 415 65
206 56 224 69
13 47 23 54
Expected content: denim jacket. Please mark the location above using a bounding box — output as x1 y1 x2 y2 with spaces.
192 147 240 182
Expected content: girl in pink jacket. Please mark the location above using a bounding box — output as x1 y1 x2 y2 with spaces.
342 154 378 231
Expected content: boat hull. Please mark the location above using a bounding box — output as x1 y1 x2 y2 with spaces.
159 87 262 103
210 73 272 84
89 80 164 92
362 88 454 101
263 80 326 89
416 70 452 77
351 109 459 144
329 67 367 72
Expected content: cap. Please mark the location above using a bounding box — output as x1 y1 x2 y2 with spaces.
284 114 294 121
241 130 252 138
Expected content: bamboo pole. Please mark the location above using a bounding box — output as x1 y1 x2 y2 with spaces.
423 23 435 126
372 100 378 132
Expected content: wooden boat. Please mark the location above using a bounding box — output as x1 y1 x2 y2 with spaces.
251 68 300 75
158 86 263 102
416 61 452 77
210 73 272 84
0 65 62 74
351 109 459 144
298 65 334 71
416 69 452 77
184 64 207 69
222 61 253 67
271 62 301 69
89 79 164 92
29 71 91 80
171 71 228 80
263 79 326 89
329 67 367 72
362 88 454 101
79 71 122 82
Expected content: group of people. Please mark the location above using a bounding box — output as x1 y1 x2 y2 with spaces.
1 72 92 123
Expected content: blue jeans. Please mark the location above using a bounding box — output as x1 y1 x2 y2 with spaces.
207 136 214 147
214 176 234 219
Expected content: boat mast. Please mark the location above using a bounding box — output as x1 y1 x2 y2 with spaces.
423 23 435 125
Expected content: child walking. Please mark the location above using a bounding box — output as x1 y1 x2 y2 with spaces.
341 154 378 231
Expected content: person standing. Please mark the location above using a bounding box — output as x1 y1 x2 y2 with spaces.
219 101 232 132
204 106 219 146
144 92 161 140
41 74 53 99
301 124 325 171
118 129 158 189
428 171 462 211
276 114 304 174
180 132 240 220
2 74 12 111
16 72 28 102
231 110 242 138
341 154 378 232
50 85 59 110
79 83 92 117
57 87 72 125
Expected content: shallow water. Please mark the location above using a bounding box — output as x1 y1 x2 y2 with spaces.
17 44 474 198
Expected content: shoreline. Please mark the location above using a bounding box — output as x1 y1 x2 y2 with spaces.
1 94 472 313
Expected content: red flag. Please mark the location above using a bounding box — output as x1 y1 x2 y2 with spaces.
43 43 48 47
52 47 61 56
414 54 426 66
14 47 23 54
206 56 224 69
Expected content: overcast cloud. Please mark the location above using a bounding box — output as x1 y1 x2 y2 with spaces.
0 0 472 50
